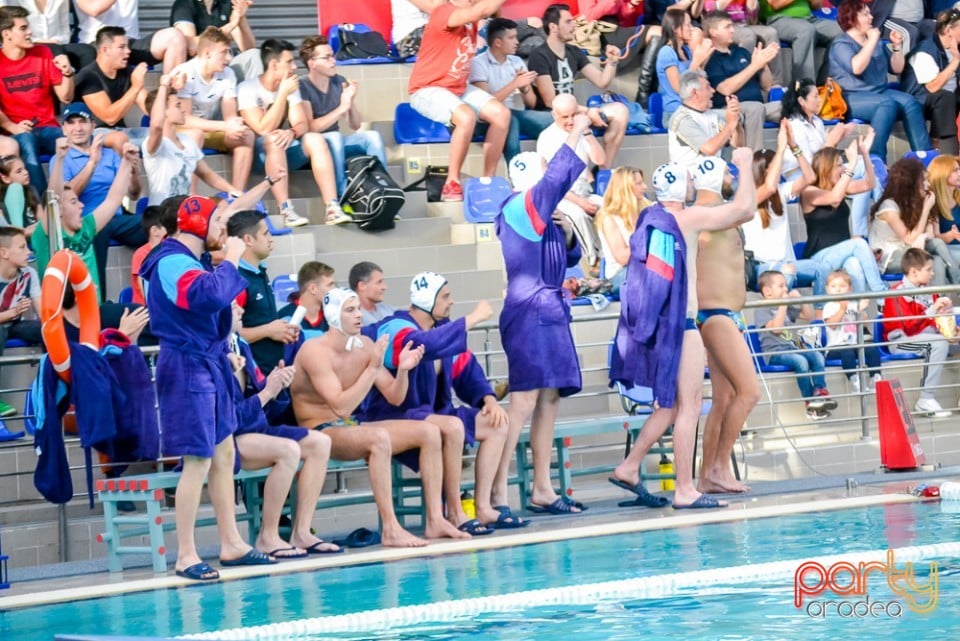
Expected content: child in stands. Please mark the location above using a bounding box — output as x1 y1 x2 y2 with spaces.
0 226 41 423
822 269 883 393
755 270 837 421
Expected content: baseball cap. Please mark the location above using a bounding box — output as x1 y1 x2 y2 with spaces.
61 103 93 121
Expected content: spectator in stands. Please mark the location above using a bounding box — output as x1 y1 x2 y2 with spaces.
596 166 651 293
0 226 41 377
130 198 179 305
392 0 441 58
528 4 629 168
142 75 240 206
760 0 841 86
228 209 299 374
702 0 783 84
171 0 255 57
34 139 139 302
578 0 665 106
882 247 954 418
140 196 275 581
869 157 960 285
657 8 714 127
0 155 40 234
829 1 932 162
176 27 256 194
74 0 186 73
928 154 960 265
362 275 512 533
868 0 935 57
7 0 95 70
74 27 149 147
755 269 836 421
278 261 336 339
900 9 960 156
350 261 397 325
537 93 605 273
229 303 341 557
290 287 469 543
741 126 818 290
0 6 74 192
702 10 780 150
407 0 511 202
299 35 389 196
822 269 883 393
53 102 145 294
798 135 889 299
468 18 540 163
667 69 744 170
238 39 343 226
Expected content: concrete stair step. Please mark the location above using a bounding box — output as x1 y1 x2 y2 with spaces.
310 216 453 253
317 243 482 279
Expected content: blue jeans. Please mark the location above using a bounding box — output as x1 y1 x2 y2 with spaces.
14 126 61 193
758 259 821 290
505 109 553 162
844 89 931 162
825 345 882 379
811 238 886 297
768 350 827 398
322 130 387 195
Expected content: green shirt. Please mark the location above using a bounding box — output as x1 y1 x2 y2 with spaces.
760 0 812 21
32 215 101 302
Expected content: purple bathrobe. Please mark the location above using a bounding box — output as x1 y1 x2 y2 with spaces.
609 203 688 408
496 144 584 397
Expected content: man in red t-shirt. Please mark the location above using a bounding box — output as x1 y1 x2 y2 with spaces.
0 6 74 192
407 0 509 202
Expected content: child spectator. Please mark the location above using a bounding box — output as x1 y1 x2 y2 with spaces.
822 269 883 393
130 197 180 305
882 248 955 418
0 155 39 234
755 270 837 421
0 226 41 417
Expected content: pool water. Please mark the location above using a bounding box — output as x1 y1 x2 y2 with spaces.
3 501 958 640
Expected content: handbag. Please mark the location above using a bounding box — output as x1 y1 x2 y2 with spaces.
573 16 618 57
818 78 847 121
404 165 450 202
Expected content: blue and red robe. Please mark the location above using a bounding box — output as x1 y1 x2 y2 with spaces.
609 203 688 408
496 144 584 397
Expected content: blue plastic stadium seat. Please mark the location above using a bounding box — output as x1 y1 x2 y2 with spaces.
874 316 922 361
595 169 611 196
328 24 397 65
394 103 452 144
648 93 664 130
463 177 511 223
903 149 940 168
271 274 299 307
117 287 133 305
745 325 793 372
5 339 27 349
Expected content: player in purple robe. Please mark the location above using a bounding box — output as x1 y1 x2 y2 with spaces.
493 112 592 516
140 196 274 581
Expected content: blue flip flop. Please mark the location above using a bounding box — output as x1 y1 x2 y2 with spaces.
175 562 220 581
526 497 583 515
267 546 309 559
303 540 344 555
332 527 382 548
220 549 277 566
673 494 727 510
609 477 670 508
561 496 589 511
486 509 529 529
458 518 494 536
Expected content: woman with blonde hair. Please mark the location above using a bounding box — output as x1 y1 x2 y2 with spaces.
927 154 960 265
596 166 651 292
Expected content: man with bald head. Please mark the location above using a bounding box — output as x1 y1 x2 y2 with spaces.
536 93 604 272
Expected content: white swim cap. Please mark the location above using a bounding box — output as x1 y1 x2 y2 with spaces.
508 151 544 191
652 163 690 203
323 287 363 349
692 157 727 195
410 271 447 314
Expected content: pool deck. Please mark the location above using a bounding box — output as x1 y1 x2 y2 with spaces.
2 466 957 612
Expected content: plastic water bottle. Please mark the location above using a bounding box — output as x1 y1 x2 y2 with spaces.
460 491 476 519
659 454 675 491
940 481 960 501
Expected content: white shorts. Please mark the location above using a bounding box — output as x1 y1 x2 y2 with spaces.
410 85 496 126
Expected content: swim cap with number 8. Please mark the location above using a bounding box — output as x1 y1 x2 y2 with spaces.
652 163 689 203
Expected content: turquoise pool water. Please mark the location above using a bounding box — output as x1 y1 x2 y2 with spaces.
2 501 958 640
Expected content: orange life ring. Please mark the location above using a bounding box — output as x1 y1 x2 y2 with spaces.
40 250 101 382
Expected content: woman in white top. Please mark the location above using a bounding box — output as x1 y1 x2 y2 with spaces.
596 166 650 293
780 78 879 237
868 156 960 286
927 154 960 266
741 121 818 290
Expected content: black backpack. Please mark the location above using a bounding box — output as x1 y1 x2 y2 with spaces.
341 155 404 231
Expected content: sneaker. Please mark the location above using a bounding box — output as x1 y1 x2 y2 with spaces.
0 399 16 417
848 376 861 394
813 388 838 411
281 203 309 228
324 200 352 226
915 398 952 418
441 180 463 202
805 404 831 421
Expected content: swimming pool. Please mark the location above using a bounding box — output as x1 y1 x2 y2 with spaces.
2 498 958 640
